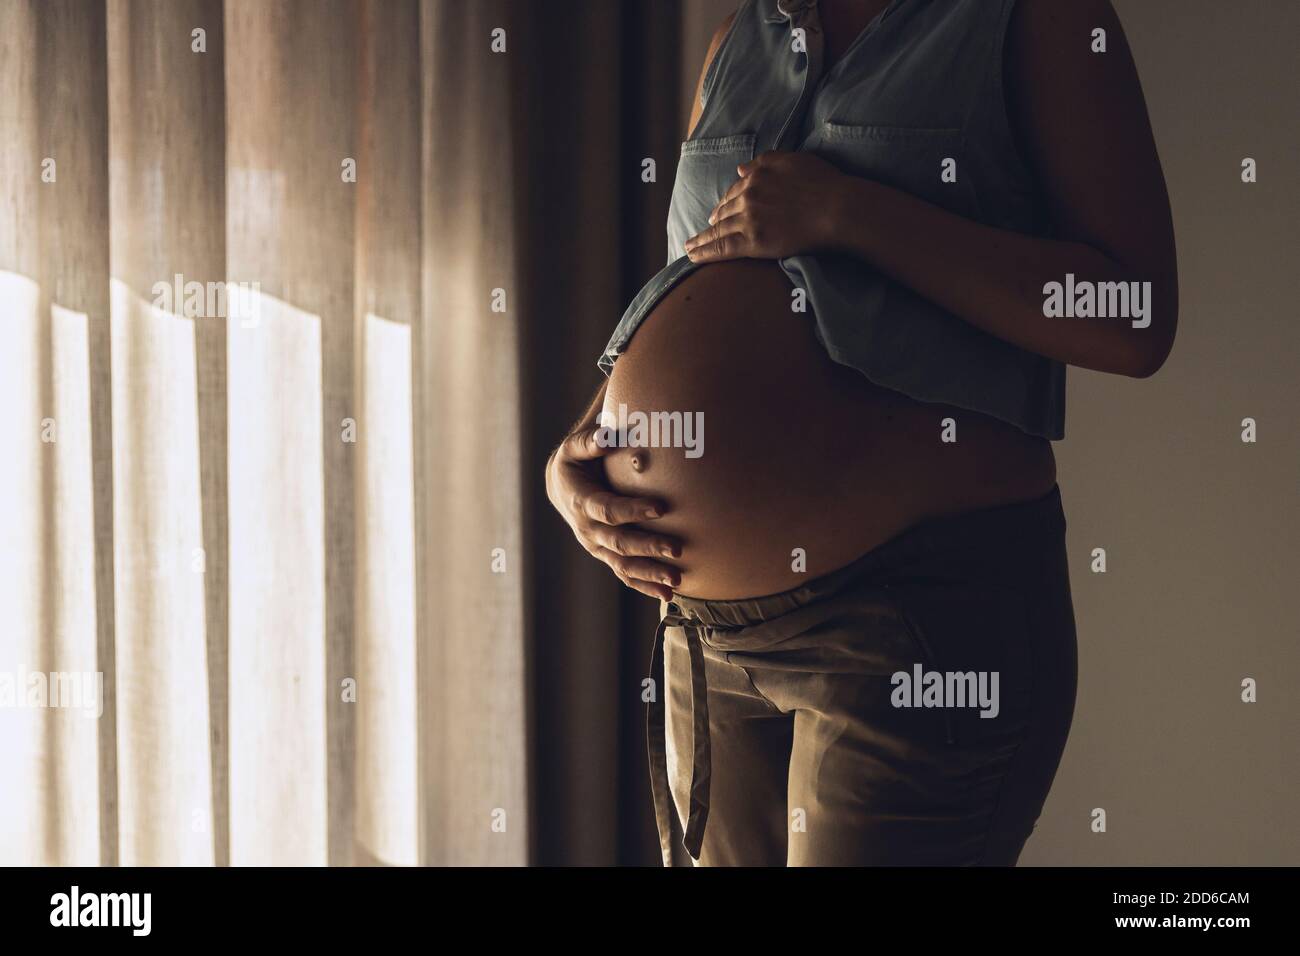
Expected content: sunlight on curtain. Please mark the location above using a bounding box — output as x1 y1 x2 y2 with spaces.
110 279 214 866
46 302 105 865
227 291 327 866
0 0 533 867
0 273 47 865
356 313 419 866
106 0 226 867
0 0 113 867
0 276 102 865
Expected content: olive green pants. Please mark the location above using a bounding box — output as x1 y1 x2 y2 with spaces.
648 486 1077 866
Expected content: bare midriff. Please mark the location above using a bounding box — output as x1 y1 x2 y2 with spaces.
603 259 1057 599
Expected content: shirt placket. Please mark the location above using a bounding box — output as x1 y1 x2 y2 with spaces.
764 0 826 151
770 0 827 151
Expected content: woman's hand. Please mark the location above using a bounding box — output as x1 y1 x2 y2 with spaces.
683 150 847 263
545 426 683 601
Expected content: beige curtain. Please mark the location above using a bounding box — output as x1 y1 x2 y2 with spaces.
0 0 684 866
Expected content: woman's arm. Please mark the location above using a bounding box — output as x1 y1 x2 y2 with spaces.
686 0 1178 378
687 11 736 138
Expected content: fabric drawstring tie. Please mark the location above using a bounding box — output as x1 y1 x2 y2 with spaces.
647 603 712 866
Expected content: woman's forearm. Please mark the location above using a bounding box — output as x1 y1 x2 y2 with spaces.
825 174 1177 378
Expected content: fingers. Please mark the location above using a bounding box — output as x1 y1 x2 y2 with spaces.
551 448 666 526
578 527 681 601
712 173 751 217
595 547 680 601
736 150 786 177
596 548 681 588
685 217 722 251
709 169 766 224
578 488 666 526
585 522 681 560
711 152 801 223
617 575 675 602
550 421 682 600
558 425 613 462
709 192 745 227
684 219 749 263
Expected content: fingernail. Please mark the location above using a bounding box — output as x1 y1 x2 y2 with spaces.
645 507 662 519
660 545 675 558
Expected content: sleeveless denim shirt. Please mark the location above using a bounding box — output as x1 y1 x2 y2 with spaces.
598 0 1066 440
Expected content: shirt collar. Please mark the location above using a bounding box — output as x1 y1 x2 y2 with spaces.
764 0 816 25
765 0 907 27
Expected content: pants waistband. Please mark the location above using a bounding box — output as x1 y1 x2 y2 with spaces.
670 484 1065 629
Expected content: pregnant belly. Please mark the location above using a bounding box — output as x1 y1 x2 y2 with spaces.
603 259 1055 599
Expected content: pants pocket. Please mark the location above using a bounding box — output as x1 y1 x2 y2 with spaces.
881 581 1032 748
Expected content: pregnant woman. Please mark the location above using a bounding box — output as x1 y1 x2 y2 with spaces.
545 0 1176 865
